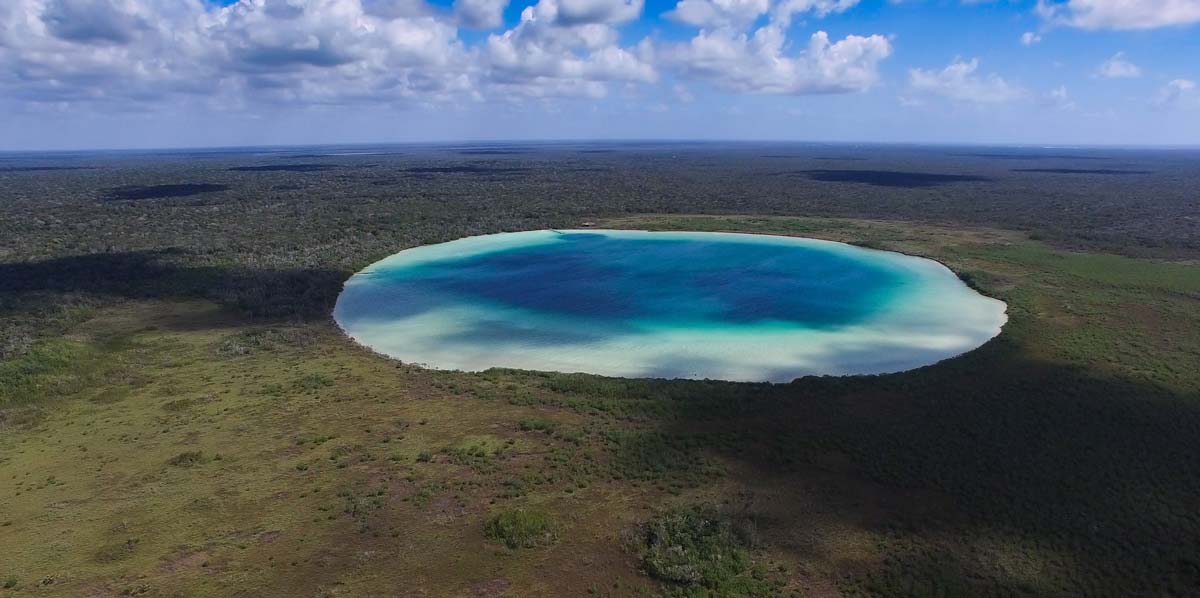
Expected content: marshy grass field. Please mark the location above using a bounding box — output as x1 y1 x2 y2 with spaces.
2 145 1199 597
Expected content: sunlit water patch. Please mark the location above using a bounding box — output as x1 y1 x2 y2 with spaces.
334 230 1007 382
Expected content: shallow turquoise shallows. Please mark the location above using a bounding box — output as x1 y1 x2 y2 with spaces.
333 230 1007 382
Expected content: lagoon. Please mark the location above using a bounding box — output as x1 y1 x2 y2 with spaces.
334 230 1007 382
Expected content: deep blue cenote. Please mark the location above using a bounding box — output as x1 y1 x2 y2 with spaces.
334 230 1008 382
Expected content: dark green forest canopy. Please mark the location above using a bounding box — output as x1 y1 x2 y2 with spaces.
2 143 1198 269
1 143 1199 597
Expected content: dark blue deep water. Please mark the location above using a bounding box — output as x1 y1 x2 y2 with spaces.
340 232 906 330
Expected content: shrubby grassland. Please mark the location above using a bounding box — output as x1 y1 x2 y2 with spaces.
1 147 1199 596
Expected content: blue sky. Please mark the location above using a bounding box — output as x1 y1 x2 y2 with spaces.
2 0 1199 149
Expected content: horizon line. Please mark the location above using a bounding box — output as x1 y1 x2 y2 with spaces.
4 138 1200 155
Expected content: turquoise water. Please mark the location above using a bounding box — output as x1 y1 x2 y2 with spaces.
334 230 1007 382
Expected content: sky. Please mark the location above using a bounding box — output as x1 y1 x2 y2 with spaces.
1 0 1199 150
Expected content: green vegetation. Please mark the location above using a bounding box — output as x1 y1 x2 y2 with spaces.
639 508 761 591
446 435 508 473
167 451 208 467
484 509 560 549
2 147 1199 596
4 212 1199 596
518 417 558 433
0 339 87 404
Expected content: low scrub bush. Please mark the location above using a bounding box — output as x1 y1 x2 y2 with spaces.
484 509 558 549
635 506 778 595
167 451 207 467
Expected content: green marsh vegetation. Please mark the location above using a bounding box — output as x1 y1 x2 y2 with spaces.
635 506 790 597
484 509 560 549
1 145 1199 596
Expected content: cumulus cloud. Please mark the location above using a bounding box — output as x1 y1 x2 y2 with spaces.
0 0 215 104
39 0 149 44
771 0 860 25
0 0 660 108
212 0 474 105
663 0 887 95
667 0 857 30
1153 78 1197 108
1095 52 1140 78
482 0 655 98
1037 0 1200 30
0 0 477 107
666 0 771 30
907 58 1026 104
454 0 509 29
555 0 644 25
0 0 892 111
666 28 890 94
363 0 433 19
0 0 671 108
1019 31 1041 46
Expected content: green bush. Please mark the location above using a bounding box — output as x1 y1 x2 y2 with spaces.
518 417 558 433
483 509 558 549
294 372 333 390
638 507 757 589
217 327 314 356
167 451 207 467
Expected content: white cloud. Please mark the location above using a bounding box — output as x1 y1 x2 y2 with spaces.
0 0 907 112
1095 52 1140 78
666 28 891 94
0 0 477 107
483 0 655 98
210 0 472 105
555 0 644 25
1154 78 1197 108
1042 84 1075 110
666 0 771 30
667 0 857 29
454 0 509 29
0 0 216 104
770 0 860 26
363 0 433 19
1020 31 1041 46
38 0 151 44
1037 0 1200 30
663 0 886 95
0 0 663 107
907 58 1026 104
